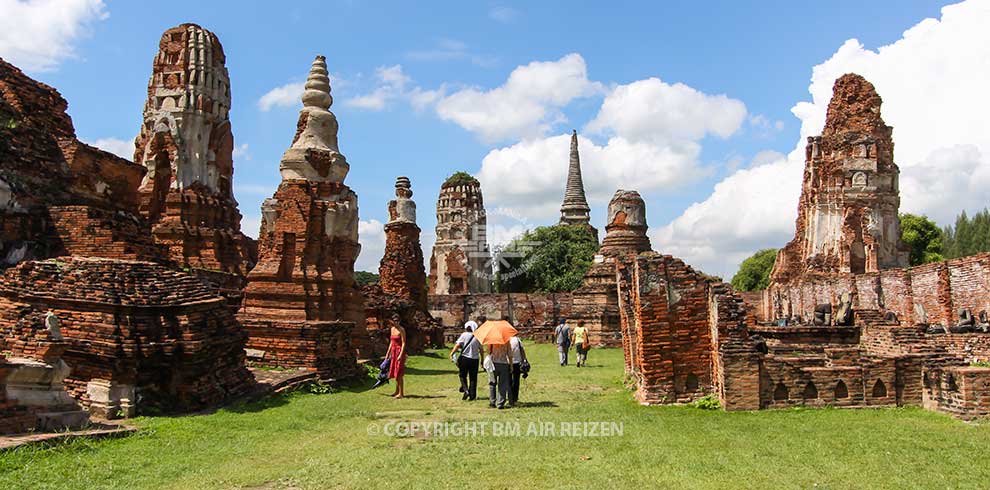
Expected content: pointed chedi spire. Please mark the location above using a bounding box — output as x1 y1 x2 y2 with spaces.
559 130 596 240
280 55 346 182
301 55 332 110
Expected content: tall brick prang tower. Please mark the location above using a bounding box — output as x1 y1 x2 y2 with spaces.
559 130 598 241
428 173 492 295
238 56 362 377
133 24 255 278
771 74 909 284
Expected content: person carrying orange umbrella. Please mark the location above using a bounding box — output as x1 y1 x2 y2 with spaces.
474 318 517 409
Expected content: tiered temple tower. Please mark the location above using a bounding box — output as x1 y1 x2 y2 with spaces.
770 74 909 285
238 56 362 376
133 24 255 279
428 173 492 295
558 130 598 241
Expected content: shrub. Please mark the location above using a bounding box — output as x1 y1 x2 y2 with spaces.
694 394 721 410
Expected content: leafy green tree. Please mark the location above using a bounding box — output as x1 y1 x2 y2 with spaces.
495 225 599 293
355 271 380 286
899 213 944 265
443 171 479 187
730 249 778 292
940 208 990 259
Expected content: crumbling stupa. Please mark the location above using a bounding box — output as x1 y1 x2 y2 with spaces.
572 189 652 346
428 173 492 294
238 56 362 377
380 176 428 311
771 73 909 284
134 24 256 284
559 130 598 241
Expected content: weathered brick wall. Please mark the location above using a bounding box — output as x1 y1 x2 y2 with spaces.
923 366 990 420
0 257 255 414
0 58 147 268
241 318 358 378
766 253 990 328
49 205 166 262
616 253 715 405
428 292 572 330
737 291 765 323
380 222 429 312
362 284 442 359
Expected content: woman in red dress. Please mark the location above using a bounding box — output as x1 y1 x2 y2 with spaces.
387 324 407 398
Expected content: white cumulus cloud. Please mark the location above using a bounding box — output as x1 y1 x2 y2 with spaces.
474 75 746 232
257 82 305 112
431 53 604 143
356 219 386 273
345 65 411 111
84 137 134 160
0 0 108 73
654 0 990 279
586 78 746 146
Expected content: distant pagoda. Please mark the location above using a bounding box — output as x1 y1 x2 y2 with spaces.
558 130 598 241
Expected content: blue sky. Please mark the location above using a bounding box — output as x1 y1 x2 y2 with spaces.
4 0 988 278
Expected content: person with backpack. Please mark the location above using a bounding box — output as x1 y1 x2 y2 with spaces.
508 334 529 406
450 318 482 401
554 319 572 366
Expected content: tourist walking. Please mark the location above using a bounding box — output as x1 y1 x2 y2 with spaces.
487 341 512 409
573 321 590 367
386 323 407 398
508 335 529 406
555 319 572 366
450 319 482 400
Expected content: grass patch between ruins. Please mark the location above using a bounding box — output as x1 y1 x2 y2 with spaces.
2 344 990 489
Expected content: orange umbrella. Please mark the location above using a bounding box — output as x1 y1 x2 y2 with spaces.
473 320 518 345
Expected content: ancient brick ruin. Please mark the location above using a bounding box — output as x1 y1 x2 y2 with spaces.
572 190 652 346
593 73 990 420
238 56 362 378
0 51 254 426
380 177 428 312
428 173 492 295
0 60 149 266
134 24 257 302
0 258 254 417
771 74 909 284
363 176 441 358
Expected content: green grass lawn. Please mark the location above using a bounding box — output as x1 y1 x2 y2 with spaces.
3 344 990 489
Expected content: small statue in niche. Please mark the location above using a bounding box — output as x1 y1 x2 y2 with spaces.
926 323 946 335
913 303 929 327
749 334 768 354
44 309 62 341
883 311 899 324
976 311 990 333
813 303 832 326
949 308 975 333
834 292 854 326
852 171 868 188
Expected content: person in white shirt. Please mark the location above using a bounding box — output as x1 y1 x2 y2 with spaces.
449 319 481 400
508 335 528 406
